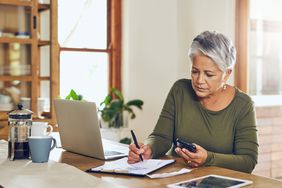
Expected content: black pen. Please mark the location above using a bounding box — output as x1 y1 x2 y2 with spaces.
130 130 143 161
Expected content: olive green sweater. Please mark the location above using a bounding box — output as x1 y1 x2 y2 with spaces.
145 79 258 173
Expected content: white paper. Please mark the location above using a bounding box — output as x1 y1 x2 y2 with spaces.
147 168 192 179
91 157 175 175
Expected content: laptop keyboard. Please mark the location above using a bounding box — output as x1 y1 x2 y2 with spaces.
104 150 123 156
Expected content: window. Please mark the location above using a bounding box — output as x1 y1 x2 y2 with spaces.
58 0 121 104
236 0 282 106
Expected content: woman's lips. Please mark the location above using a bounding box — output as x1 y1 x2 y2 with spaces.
196 86 206 91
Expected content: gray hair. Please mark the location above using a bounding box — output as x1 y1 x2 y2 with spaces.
188 31 236 72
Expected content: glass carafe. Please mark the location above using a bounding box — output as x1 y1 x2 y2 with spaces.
8 104 33 160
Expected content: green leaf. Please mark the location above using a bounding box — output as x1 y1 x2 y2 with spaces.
70 89 79 100
130 112 136 119
100 95 112 106
120 137 132 145
78 94 83 100
65 89 82 100
126 100 144 110
123 105 133 113
109 100 123 111
123 106 136 119
65 94 71 100
101 108 116 121
111 88 124 101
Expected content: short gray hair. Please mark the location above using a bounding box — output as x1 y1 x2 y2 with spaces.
188 31 236 72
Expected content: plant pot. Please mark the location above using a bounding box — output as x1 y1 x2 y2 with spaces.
99 112 131 143
100 127 130 142
99 111 128 129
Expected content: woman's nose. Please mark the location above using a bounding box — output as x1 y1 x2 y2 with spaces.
196 73 205 83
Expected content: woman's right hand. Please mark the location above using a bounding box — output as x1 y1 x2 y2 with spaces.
127 143 152 164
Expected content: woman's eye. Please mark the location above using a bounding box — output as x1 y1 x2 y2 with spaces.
206 74 214 77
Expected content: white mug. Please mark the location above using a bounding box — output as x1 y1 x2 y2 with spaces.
31 122 53 136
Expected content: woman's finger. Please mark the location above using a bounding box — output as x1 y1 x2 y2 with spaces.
129 150 141 160
129 143 145 156
175 147 192 161
177 147 202 168
186 160 199 168
129 143 138 152
181 148 199 159
127 158 138 164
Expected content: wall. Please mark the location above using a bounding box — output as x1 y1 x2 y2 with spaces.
253 106 282 178
122 0 179 140
122 0 235 141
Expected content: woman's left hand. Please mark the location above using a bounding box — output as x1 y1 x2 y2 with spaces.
175 143 208 168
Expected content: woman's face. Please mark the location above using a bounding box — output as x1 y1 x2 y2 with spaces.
191 54 230 98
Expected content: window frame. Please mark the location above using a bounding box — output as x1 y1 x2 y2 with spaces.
58 0 122 91
235 0 282 106
235 0 250 93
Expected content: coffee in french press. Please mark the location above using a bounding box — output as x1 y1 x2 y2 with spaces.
8 104 33 160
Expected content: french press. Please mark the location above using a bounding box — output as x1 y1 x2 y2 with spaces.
8 104 33 160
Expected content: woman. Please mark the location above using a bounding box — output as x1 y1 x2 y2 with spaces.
128 31 258 173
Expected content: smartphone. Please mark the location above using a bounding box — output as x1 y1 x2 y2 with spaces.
176 138 197 153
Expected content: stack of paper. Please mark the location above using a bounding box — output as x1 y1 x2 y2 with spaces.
88 157 175 176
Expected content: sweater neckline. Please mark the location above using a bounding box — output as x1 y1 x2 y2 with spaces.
195 87 239 114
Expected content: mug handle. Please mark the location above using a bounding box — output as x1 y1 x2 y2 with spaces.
50 137 57 151
46 124 53 136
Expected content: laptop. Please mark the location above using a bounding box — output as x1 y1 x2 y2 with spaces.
54 99 129 160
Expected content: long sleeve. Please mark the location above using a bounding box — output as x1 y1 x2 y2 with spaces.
204 101 258 173
145 87 176 158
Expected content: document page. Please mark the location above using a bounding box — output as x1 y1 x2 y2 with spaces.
89 157 175 176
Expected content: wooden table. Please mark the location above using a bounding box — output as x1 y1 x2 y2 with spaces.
49 148 282 188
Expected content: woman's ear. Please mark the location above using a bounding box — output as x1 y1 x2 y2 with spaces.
223 69 232 82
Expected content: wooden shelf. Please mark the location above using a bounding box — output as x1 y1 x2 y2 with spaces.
0 75 33 81
0 112 9 121
0 37 32 44
0 0 32 7
0 0 59 133
39 76 51 81
38 3 50 12
38 40 50 46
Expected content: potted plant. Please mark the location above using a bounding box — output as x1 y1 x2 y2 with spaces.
99 88 144 129
65 89 84 101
